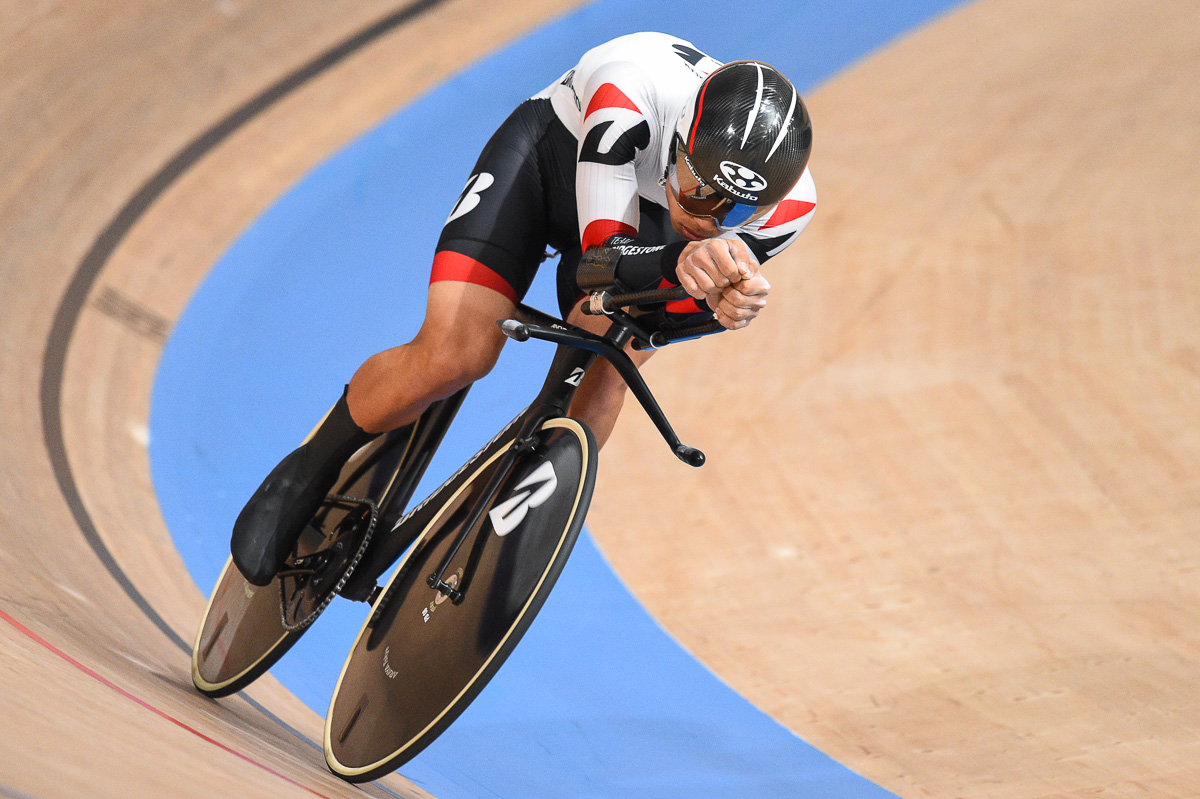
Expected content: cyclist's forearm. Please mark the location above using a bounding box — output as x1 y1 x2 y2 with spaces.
586 235 687 291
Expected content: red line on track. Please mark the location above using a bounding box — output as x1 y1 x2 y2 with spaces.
0 606 334 799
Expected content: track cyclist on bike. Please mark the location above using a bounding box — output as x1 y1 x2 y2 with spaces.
231 31 817 586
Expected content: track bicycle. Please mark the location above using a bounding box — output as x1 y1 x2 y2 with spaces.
191 283 720 781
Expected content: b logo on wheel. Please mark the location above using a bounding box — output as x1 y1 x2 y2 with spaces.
489 461 558 537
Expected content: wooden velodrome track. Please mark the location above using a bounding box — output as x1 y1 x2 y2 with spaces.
2 0 1198 796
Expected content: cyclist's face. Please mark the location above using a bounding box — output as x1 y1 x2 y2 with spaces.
667 135 782 233
665 183 721 241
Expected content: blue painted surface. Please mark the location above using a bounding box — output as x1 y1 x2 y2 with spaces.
151 0 962 795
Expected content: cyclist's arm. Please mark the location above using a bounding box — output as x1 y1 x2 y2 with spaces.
573 61 704 294
590 173 817 296
584 173 816 294
575 61 652 252
607 170 816 327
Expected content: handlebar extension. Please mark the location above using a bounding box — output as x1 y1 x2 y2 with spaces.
497 318 705 467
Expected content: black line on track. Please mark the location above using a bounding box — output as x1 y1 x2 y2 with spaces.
40 0 447 654
36 0 449 773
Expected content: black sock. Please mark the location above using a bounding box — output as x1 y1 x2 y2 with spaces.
298 387 375 487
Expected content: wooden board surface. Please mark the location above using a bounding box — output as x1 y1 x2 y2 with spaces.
2 0 1198 796
589 2 1200 796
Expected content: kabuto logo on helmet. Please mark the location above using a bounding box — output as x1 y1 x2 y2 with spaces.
718 161 768 194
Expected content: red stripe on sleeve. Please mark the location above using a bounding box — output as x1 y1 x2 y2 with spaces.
666 297 704 314
429 250 519 304
760 200 816 230
584 83 642 120
581 219 637 251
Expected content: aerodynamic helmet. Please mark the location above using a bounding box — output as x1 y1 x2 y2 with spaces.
668 60 812 229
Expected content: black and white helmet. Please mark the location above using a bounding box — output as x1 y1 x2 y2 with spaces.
671 60 812 226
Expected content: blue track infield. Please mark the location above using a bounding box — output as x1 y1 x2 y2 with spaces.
151 1 962 795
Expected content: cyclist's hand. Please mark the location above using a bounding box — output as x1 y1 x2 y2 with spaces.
675 239 755 300
675 239 769 330
711 271 770 330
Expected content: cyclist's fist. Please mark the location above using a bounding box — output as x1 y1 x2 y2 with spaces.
676 239 753 297
675 239 769 330
711 271 770 330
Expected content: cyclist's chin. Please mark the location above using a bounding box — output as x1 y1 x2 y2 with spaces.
673 221 711 242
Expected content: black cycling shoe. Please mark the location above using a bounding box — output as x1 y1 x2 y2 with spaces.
230 445 335 586
230 388 375 586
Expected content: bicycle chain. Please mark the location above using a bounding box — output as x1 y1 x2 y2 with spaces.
279 494 379 633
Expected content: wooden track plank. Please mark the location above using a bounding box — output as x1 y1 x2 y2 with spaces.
6 0 1200 795
587 1 1200 795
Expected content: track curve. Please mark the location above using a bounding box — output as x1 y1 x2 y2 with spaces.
3 0 1199 797
1 1 584 796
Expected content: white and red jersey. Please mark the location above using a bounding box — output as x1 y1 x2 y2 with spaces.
532 32 816 262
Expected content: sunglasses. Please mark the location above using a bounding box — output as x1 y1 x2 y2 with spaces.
666 134 775 230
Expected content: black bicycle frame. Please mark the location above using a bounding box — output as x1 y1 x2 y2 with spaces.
421 304 614 601
345 296 708 603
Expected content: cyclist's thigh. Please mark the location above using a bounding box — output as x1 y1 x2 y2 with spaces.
432 98 569 306
413 280 517 373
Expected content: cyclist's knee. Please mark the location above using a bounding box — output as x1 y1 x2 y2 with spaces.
412 327 502 393
429 345 497 392
415 280 513 391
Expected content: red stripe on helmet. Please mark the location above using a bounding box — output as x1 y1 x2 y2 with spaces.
430 250 519 304
584 83 642 120
687 77 712 153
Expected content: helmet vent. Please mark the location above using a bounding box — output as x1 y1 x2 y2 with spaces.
740 62 766 150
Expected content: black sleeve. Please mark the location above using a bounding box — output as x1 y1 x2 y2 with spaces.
575 235 714 329
603 234 688 291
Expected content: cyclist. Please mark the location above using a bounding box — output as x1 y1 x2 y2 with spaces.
232 31 817 586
